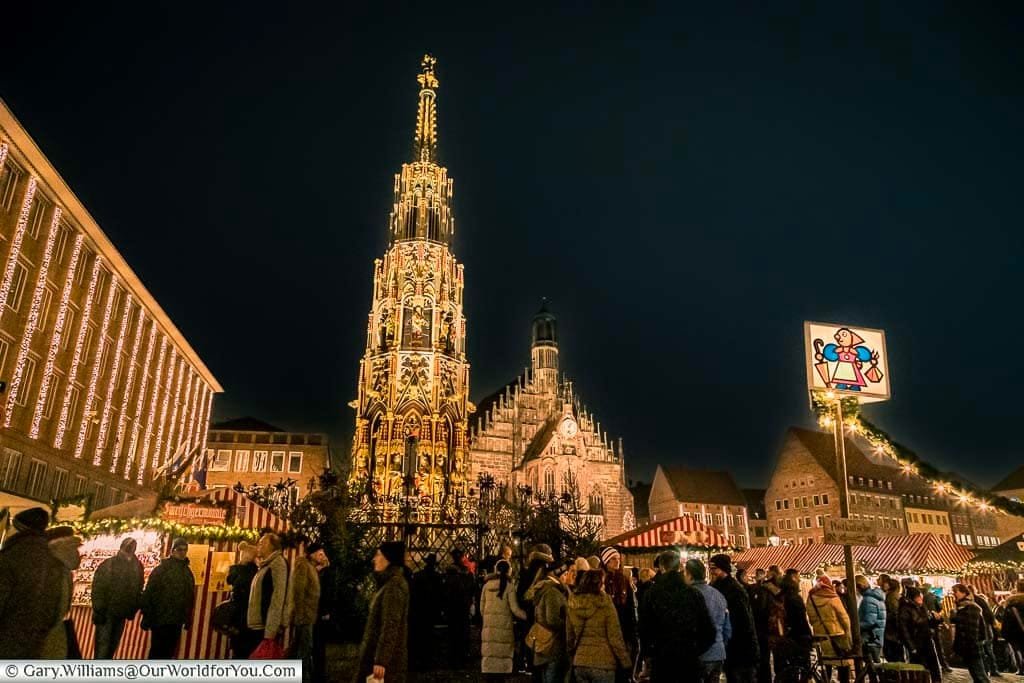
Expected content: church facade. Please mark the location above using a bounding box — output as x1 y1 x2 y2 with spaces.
349 57 633 538
467 306 634 539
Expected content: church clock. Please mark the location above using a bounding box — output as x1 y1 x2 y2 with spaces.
559 417 578 438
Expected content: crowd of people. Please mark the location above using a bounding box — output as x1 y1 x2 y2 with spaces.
0 507 332 683
355 539 1024 683
5 505 1024 683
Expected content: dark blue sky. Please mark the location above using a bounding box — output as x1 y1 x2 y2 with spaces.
2 3 1021 488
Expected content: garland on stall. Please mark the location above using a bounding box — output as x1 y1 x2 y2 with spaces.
70 516 260 542
812 392 1024 518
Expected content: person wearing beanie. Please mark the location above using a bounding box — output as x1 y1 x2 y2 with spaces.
599 546 638 677
709 554 759 683
355 541 409 683
92 536 144 659
586 555 601 571
141 536 196 658
0 507 66 658
285 542 324 683
227 541 260 658
42 529 84 659
807 574 854 682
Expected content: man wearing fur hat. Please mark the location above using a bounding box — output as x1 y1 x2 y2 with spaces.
0 507 66 658
92 537 144 658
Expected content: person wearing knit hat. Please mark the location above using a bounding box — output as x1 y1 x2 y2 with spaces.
13 506 49 533
573 557 591 574
141 534 197 658
93 535 145 659
599 546 620 568
356 541 409 683
586 555 601 570
0 507 65 658
526 543 554 565
708 553 732 576
807 568 854 673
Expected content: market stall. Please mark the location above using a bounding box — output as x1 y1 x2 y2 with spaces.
604 515 733 568
68 487 295 659
964 533 1024 594
733 533 974 595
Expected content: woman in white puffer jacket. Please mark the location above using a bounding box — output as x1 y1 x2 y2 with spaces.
480 559 527 676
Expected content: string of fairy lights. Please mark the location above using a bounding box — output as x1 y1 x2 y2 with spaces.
0 177 38 318
4 205 62 426
74 272 119 459
126 321 158 480
30 232 84 439
813 391 1024 518
110 308 147 473
93 294 133 466
54 254 103 450
138 339 168 483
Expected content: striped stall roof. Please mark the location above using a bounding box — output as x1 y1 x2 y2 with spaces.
733 533 974 576
606 515 729 549
72 488 294 659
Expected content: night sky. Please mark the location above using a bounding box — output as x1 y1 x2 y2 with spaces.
3 4 1022 489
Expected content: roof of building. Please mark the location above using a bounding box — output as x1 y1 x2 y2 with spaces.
604 514 731 549
743 488 767 518
521 415 560 463
657 465 747 507
992 465 1024 493
211 417 285 433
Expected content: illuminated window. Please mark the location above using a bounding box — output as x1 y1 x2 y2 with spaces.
234 450 250 472
27 459 48 498
14 358 36 406
0 447 22 488
52 468 69 499
210 449 231 472
26 195 48 239
0 159 23 212
252 450 268 472
271 451 285 473
544 468 554 496
288 451 303 473
8 262 28 311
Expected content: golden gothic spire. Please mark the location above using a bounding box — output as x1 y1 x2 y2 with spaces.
414 54 439 163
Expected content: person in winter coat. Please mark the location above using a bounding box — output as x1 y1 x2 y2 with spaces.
226 541 260 658
0 507 66 659
684 559 731 683
354 541 409 683
771 571 813 678
952 583 990 683
92 537 144 659
897 587 941 683
480 559 527 677
247 532 288 647
747 568 774 683
566 570 631 683
598 547 637 681
443 548 477 669
517 545 555 674
410 552 444 671
42 526 83 659
709 554 759 683
879 574 905 662
972 587 1001 677
525 559 570 683
805 575 853 683
286 543 323 683
1001 580 1024 675
921 583 952 673
855 574 887 664
141 537 196 658
639 551 716 683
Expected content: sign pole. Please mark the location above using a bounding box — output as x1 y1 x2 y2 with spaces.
833 398 863 669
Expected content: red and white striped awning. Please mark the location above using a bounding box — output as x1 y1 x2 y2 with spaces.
733 533 974 576
606 515 730 549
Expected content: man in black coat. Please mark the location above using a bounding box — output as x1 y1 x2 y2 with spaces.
746 568 774 683
710 554 759 683
0 507 65 659
226 541 260 658
442 548 476 669
92 537 144 658
637 550 715 683
410 553 444 671
141 537 196 658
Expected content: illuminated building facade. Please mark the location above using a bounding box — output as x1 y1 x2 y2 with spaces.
468 306 635 539
349 56 472 513
0 100 221 510
204 418 329 499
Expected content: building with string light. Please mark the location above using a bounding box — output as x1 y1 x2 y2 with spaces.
0 100 221 513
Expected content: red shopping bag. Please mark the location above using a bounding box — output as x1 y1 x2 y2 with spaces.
250 638 284 659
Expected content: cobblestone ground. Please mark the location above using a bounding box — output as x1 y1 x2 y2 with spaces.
327 634 1024 682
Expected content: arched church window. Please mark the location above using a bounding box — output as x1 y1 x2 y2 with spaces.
544 468 555 497
588 490 604 516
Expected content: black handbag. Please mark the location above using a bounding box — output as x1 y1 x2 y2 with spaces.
211 599 239 637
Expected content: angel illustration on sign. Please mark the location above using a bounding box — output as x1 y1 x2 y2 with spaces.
813 327 884 391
